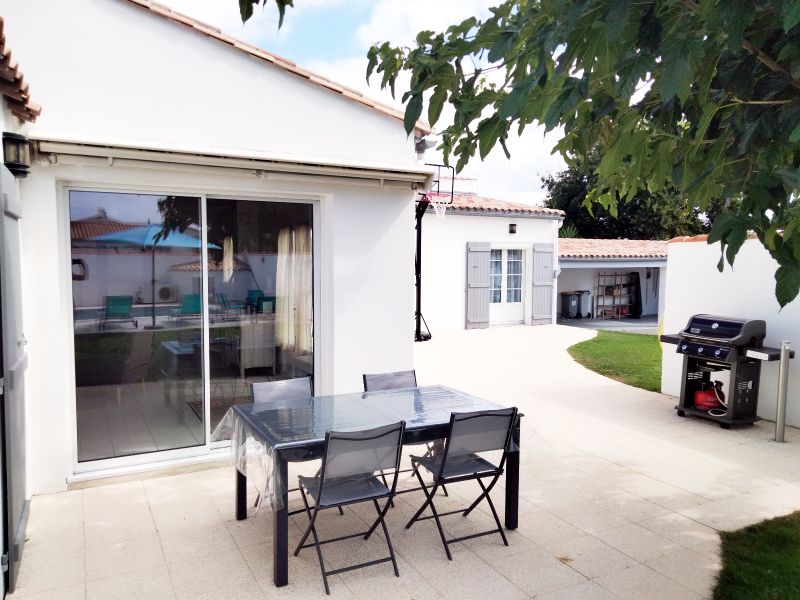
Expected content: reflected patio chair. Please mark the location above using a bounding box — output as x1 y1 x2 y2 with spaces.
362 370 447 497
295 421 406 595
98 295 137 330
170 294 202 323
246 289 265 313
216 293 246 321
405 407 518 560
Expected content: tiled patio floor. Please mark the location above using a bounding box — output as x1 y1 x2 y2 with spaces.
11 325 800 599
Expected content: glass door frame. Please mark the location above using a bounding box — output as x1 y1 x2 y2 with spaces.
65 184 321 475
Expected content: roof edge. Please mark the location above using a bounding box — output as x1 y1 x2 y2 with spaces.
123 0 431 134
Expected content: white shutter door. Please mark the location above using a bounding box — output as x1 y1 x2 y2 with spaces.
466 242 490 329
532 243 554 325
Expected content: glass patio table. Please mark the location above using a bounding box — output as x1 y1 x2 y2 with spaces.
223 384 521 587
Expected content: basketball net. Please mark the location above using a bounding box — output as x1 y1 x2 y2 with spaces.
426 192 451 218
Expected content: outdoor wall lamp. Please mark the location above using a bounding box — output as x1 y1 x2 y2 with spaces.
509 223 517 234
2 132 31 178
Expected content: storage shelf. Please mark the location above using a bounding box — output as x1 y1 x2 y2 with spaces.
596 272 639 320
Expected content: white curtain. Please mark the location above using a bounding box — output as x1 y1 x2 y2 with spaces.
222 236 234 283
275 226 314 354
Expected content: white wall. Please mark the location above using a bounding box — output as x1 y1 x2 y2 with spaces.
2 0 417 166
557 266 662 317
661 239 800 427
422 213 559 332
20 160 415 493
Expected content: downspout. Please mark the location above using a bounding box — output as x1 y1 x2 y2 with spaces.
414 198 431 341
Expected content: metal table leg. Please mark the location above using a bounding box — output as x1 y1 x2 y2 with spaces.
236 468 247 521
505 419 520 530
273 452 289 587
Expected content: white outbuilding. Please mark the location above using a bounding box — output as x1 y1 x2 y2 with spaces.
420 192 563 334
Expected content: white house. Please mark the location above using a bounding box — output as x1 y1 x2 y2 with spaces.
557 238 668 321
421 192 563 333
661 235 799 427
0 20 41 592
2 0 434 499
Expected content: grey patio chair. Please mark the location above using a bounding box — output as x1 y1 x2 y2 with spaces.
250 376 312 404
294 421 406 595
362 369 417 391
405 407 518 560
250 377 343 514
362 370 448 497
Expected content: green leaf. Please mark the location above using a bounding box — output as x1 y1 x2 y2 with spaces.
477 116 502 159
725 226 748 266
605 0 631 42
403 94 423 135
239 0 257 22
790 124 800 143
775 265 800 308
775 166 800 192
658 56 691 104
694 103 719 144
784 2 800 31
428 86 448 126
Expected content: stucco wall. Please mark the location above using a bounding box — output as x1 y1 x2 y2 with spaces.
2 0 417 166
421 213 560 332
661 239 800 427
20 162 415 492
557 266 662 317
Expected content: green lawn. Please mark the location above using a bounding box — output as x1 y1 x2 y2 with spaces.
567 330 662 392
714 511 800 600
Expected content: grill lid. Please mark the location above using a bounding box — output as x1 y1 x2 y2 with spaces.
679 314 766 346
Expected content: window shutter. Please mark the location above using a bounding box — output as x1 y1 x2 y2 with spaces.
466 242 490 329
532 243 554 324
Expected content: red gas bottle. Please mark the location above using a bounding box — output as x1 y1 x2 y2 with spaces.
694 381 725 411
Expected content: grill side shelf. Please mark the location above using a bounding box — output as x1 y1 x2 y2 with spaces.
746 347 796 362
660 334 681 345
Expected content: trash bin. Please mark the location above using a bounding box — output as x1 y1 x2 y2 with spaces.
561 292 579 319
575 290 591 319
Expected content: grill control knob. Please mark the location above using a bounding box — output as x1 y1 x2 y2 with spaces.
714 349 722 357
698 346 704 354
681 344 688 353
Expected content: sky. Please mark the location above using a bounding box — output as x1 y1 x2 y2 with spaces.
158 0 567 205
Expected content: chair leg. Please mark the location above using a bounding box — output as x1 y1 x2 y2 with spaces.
294 487 330 595
364 497 392 540
463 474 500 517
373 499 400 577
481 481 509 547
406 470 451 560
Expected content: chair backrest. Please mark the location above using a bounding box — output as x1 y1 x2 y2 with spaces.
362 370 417 392
105 295 133 317
247 289 265 304
319 421 405 492
180 294 202 314
217 293 229 308
250 376 312 404
439 408 517 474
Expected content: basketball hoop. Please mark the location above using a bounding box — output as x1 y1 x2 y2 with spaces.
425 192 451 218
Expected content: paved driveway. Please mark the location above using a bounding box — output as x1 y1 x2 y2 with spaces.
416 324 800 598
10 325 800 600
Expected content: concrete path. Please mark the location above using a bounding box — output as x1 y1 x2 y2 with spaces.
9 325 800 600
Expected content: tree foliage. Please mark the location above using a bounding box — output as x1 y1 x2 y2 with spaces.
238 0 294 27
361 1 800 306
544 156 716 239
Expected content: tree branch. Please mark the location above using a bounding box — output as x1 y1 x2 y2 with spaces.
741 40 800 92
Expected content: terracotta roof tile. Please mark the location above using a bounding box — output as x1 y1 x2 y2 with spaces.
0 17 41 122
432 192 564 218
70 214 142 240
125 1 431 134
558 238 668 259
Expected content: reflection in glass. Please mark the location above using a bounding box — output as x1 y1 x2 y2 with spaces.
70 192 206 462
205 199 314 434
507 249 522 303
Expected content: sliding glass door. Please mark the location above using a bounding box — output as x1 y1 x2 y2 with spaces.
205 199 314 434
69 191 314 464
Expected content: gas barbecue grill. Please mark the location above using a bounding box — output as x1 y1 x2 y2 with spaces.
661 314 770 428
